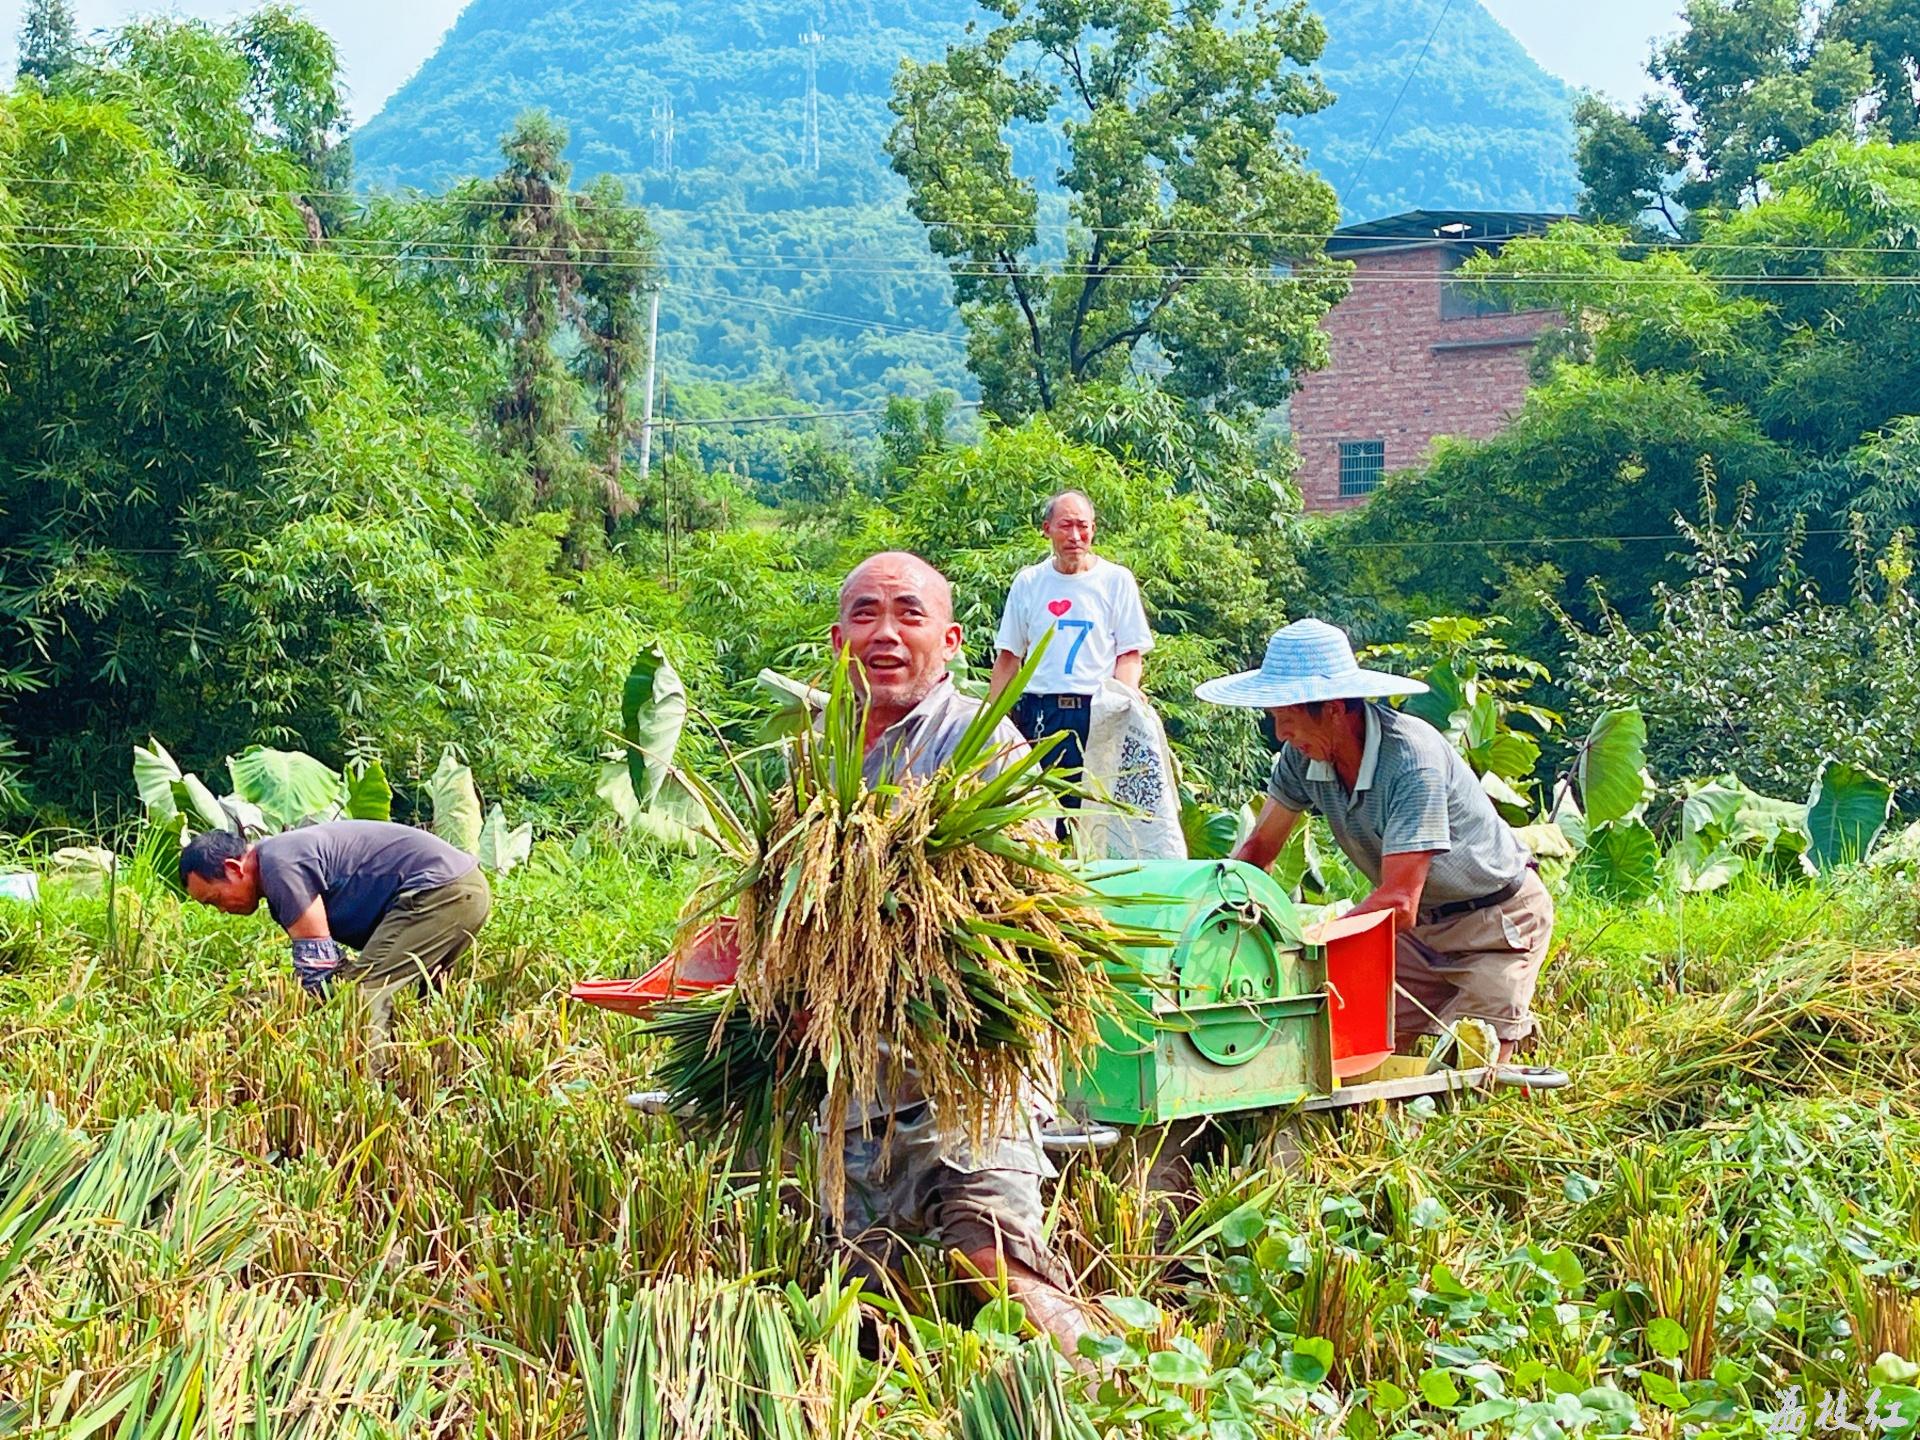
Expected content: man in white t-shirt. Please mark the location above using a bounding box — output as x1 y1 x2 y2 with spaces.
988 491 1154 813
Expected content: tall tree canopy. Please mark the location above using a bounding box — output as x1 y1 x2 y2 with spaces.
15 0 79 85
886 0 1347 423
1577 0 1920 234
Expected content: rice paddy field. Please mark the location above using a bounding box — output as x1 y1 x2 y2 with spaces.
2 833 1919 1438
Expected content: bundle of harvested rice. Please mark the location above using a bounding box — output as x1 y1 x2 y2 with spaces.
650 651 1149 1217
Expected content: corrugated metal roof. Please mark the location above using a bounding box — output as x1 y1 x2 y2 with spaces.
1327 209 1572 255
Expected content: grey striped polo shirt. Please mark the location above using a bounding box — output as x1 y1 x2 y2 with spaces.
1266 702 1529 906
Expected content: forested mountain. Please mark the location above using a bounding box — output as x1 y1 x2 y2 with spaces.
353 0 1577 407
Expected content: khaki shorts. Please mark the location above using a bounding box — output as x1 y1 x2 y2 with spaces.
1395 870 1554 1043
832 1102 1072 1292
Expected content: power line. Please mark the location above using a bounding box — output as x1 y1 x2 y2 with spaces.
675 284 965 342
1340 0 1454 208
12 230 1920 287
6 172 1920 258
665 399 980 429
1325 526 1875 551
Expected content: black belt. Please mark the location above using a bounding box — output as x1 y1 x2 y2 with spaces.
1030 693 1087 710
1419 863 1535 925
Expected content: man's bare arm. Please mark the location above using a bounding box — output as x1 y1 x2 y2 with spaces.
1113 649 1143 689
282 894 329 939
1349 851 1435 935
986 648 1024 702
1231 798 1303 871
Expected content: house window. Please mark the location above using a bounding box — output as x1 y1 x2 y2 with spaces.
1338 440 1385 497
1440 247 1517 320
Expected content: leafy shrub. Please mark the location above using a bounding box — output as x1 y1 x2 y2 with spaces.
1555 482 1920 808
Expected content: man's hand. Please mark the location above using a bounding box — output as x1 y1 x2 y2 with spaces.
290 936 345 993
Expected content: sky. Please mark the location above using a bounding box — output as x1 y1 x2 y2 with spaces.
2 1 1690 124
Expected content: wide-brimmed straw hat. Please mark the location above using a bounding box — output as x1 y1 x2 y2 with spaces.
1194 619 1428 709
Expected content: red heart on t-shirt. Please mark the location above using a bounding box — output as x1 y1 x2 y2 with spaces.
1047 599 1073 617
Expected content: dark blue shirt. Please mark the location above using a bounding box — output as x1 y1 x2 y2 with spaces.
256 821 476 948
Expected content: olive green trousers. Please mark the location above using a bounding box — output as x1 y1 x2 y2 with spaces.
340 869 491 1049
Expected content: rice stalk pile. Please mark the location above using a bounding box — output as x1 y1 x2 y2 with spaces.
651 652 1149 1217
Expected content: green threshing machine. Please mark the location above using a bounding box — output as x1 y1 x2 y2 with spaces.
579 857 1559 1134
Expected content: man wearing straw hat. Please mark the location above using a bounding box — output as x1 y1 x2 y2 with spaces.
1197 619 1554 1062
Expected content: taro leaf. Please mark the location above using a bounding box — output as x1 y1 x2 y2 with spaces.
1550 788 1589 851
1807 760 1894 871
1479 768 1532 818
1679 776 1746 845
1461 692 1499 753
1514 822 1575 861
133 740 182 820
345 761 392 822
1180 799 1243 861
1574 819 1661 901
1574 707 1647 826
219 794 267 837
171 774 231 833
1483 731 1541 781
595 757 643 828
1673 841 1746 894
623 642 687 811
1401 658 1464 732
1272 821 1321 898
596 758 705 854
227 748 344 831
477 804 532 875
428 747 483 856
754 668 828 741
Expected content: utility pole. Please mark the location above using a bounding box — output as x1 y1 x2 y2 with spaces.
801 30 823 174
635 286 662 483
662 381 676 587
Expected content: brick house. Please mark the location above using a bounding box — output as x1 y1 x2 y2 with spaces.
1291 209 1569 511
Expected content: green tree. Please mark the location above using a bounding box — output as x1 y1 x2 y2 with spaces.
0 60 499 814
1574 0 1915 234
232 4 353 228
15 0 79 85
886 0 1347 422
574 174 659 529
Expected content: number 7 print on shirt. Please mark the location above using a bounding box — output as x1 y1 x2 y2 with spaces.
1055 618 1094 675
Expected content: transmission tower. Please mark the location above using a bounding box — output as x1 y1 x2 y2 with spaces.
801 30 823 173
651 95 676 174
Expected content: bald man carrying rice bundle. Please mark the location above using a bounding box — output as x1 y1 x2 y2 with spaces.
676 550 1095 1357
829 551 1090 1351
